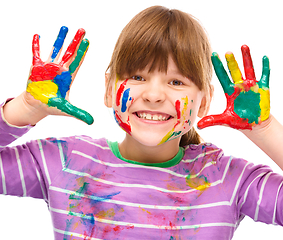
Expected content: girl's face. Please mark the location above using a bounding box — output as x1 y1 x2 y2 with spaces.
105 57 207 147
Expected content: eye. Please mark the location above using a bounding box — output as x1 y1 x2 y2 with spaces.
170 79 184 86
131 75 145 81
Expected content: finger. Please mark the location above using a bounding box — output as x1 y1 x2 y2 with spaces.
259 56 270 89
211 52 235 96
197 114 225 129
32 34 42 65
225 52 243 84
49 26 68 62
241 45 256 80
69 39 89 76
47 97 94 125
59 28 86 67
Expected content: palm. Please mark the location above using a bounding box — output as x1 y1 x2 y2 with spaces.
26 26 93 125
198 45 270 130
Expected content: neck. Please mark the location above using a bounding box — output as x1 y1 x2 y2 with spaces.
119 134 181 164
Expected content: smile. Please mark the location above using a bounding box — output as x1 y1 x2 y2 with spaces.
135 111 172 121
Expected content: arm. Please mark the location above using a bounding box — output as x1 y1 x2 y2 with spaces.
3 26 93 127
241 115 283 170
198 45 283 170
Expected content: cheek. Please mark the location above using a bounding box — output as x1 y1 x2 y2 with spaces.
176 96 199 131
115 79 134 113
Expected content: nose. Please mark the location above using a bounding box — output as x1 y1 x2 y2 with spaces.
142 80 166 103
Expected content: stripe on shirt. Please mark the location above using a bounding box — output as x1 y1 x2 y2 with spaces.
0 153 7 194
51 206 237 230
254 172 272 221
37 139 51 186
72 150 217 180
14 147 27 196
54 227 102 240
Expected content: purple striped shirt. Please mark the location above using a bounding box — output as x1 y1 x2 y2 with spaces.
0 105 283 239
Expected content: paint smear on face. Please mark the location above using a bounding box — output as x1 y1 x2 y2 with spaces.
114 110 132 135
116 79 128 107
158 100 182 145
121 88 131 112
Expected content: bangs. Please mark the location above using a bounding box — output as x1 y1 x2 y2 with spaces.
107 6 212 91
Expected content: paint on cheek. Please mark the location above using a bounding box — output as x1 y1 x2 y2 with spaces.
116 79 128 107
158 100 182 145
175 100 181 119
114 110 132 135
121 88 130 113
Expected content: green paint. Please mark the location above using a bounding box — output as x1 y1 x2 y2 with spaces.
211 52 234 96
258 56 270 89
234 90 261 124
48 97 94 125
69 39 89 74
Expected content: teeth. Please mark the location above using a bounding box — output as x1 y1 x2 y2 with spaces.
137 112 169 121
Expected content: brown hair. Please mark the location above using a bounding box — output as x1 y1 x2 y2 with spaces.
106 5 213 146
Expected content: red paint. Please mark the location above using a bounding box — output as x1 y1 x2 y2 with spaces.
175 100 181 119
29 63 60 81
115 111 132 135
30 34 61 81
32 34 42 65
116 79 128 107
198 87 251 130
60 28 86 66
241 45 256 80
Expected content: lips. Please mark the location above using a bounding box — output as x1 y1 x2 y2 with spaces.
135 111 172 121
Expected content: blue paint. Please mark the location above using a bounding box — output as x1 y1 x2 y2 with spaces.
54 71 72 98
121 88 130 112
51 26 68 61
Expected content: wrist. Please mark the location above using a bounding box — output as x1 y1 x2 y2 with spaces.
3 92 48 127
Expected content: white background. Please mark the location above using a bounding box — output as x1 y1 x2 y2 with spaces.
0 0 282 239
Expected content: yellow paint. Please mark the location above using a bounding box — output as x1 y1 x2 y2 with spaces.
258 88 270 121
181 96 188 122
26 80 58 104
140 207 152 215
225 53 243 84
97 208 115 218
186 175 211 191
158 128 174 145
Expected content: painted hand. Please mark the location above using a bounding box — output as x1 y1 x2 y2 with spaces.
26 26 94 125
197 45 270 130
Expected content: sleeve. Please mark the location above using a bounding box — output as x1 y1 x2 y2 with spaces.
220 154 283 226
0 101 72 202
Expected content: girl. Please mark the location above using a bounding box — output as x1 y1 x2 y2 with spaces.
1 5 283 240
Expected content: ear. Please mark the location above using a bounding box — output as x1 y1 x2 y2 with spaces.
197 85 214 118
104 73 113 108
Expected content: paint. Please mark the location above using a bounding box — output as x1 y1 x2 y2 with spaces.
116 79 128 107
26 80 58 104
48 98 94 125
51 26 68 61
198 45 270 130
121 88 130 112
225 52 243 84
27 27 93 125
60 28 86 66
114 110 131 135
69 39 89 74
234 90 261 124
53 71 72 98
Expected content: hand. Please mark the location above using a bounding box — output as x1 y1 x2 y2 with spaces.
197 45 270 130
25 26 94 125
